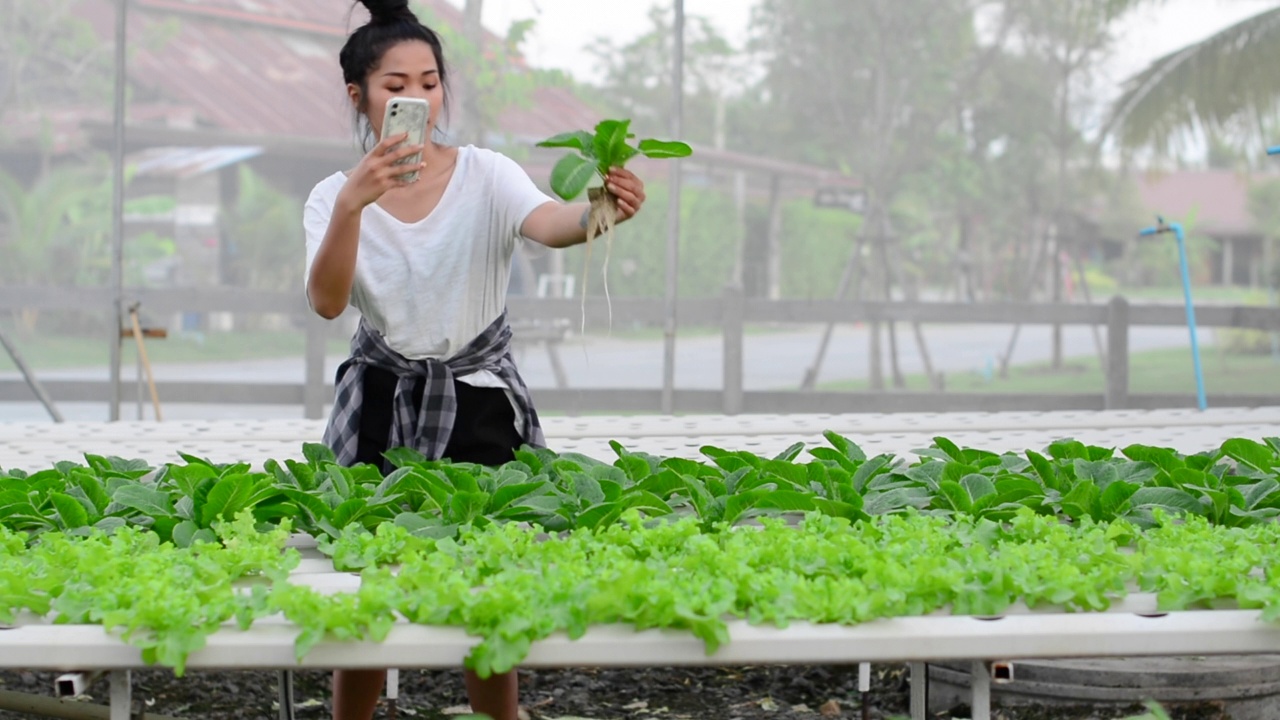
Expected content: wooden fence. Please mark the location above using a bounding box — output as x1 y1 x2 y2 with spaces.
2 286 1279 418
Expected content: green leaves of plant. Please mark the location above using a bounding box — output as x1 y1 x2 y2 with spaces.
637 139 694 159
536 130 594 152
536 118 692 201
7 433 1280 546
1222 438 1277 473
549 154 596 202
592 119 636 172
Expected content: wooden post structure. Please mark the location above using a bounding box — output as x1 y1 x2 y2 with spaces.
125 303 163 421
303 313 329 420
1049 224 1064 371
722 285 745 415
1105 295 1130 410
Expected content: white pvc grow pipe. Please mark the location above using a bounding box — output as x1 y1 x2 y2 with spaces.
4 610 1279 671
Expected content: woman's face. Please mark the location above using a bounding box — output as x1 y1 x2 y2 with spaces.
351 40 445 141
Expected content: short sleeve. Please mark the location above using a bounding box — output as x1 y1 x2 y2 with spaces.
489 151 557 251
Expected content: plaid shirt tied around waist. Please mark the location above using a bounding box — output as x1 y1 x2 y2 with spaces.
322 310 545 465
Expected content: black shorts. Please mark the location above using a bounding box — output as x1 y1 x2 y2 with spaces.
353 366 523 473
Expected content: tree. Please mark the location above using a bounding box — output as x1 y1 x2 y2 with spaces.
414 1 541 147
222 166 303 293
0 0 114 134
584 6 746 148
750 0 1006 387
998 0 1153 369
0 155 174 329
1105 5 1280 155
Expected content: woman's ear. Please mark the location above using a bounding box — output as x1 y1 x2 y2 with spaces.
347 83 362 110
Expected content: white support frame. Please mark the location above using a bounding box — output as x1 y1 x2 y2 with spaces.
109 670 130 720
970 661 991 720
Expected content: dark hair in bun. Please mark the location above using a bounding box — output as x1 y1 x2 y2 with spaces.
340 0 451 145
360 0 416 25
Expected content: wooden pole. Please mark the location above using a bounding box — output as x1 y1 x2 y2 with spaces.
1105 295 1130 410
722 284 744 414
127 304 162 421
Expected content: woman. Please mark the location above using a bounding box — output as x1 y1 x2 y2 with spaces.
303 1 648 719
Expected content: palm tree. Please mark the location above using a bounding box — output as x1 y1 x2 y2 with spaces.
1104 5 1280 153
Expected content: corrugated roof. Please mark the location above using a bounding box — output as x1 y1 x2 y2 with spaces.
61 0 855 186
74 0 566 143
130 146 265 178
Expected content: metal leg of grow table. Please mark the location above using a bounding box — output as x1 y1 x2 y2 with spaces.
908 662 927 720
858 663 871 720
109 671 131 720
278 671 296 720
386 668 400 720
970 661 991 720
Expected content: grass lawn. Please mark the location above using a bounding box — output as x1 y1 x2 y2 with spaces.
1116 285 1274 304
821 346 1280 395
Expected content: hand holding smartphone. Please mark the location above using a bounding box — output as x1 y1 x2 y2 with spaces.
381 97 429 183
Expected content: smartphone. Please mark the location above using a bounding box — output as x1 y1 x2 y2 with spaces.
381 97 429 183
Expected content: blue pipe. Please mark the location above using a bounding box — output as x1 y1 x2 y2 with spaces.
1139 217 1207 410
1268 145 1280 156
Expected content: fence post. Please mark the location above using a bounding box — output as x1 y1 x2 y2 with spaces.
722 285 745 415
304 313 329 420
1105 295 1129 410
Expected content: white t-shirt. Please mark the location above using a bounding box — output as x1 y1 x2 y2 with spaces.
303 145 555 394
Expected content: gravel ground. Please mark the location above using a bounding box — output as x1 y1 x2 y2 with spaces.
0 666 1231 720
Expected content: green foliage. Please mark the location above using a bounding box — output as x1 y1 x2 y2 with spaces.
0 156 175 292
559 179 735 298
777 202 864 299
0 0 113 133
411 3 541 147
1213 288 1278 355
554 181 861 299
536 119 691 201
1126 209 1220 287
1105 6 1280 155
583 6 742 148
223 165 303 292
0 513 297 675
8 503 1280 678
8 434 1280 542
7 434 1280 677
1249 177 1280 288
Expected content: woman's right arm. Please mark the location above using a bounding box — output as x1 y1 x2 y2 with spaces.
306 133 424 319
307 192 366 319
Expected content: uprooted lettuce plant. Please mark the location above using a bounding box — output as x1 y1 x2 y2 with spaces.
537 119 692 331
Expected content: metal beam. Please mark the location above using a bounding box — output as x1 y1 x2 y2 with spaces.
661 0 685 414
109 0 129 421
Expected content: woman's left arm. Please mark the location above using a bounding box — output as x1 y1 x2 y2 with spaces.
521 167 647 249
